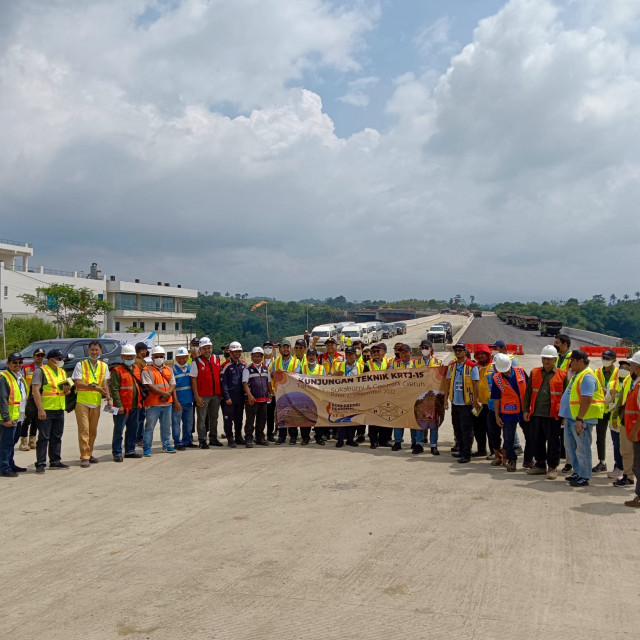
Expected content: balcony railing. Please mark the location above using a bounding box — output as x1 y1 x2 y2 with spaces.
3 264 78 277
0 238 32 248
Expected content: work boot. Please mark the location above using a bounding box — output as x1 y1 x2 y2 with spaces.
507 460 517 472
491 448 504 466
411 444 424 455
19 437 30 452
29 436 37 450
235 436 246 446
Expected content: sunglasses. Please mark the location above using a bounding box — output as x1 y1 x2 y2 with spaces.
10 360 24 364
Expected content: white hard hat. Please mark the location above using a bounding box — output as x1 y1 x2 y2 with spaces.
151 345 166 355
121 344 136 356
229 341 242 351
540 345 558 359
176 347 189 357
629 351 640 366
199 337 212 348
252 347 264 355
494 353 512 373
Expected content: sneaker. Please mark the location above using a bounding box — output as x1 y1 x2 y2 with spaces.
486 453 495 460
49 462 70 469
592 461 607 473
210 440 224 447
199 441 210 449
143 449 152 457
176 445 186 451
565 473 580 482
124 452 142 459
163 446 177 453
431 447 440 456
275 439 286 445
411 444 424 455
391 442 401 451
561 464 572 473
227 441 237 448
1 470 18 478
356 435 366 443
515 447 524 455
246 442 254 448
346 441 359 447
19 437 30 452
28 436 37 450
613 475 634 487
80 460 90 468
113 455 124 462
546 468 558 480
607 467 622 479
624 495 640 508
289 439 297 446
35 465 45 474
526 466 547 475
570 477 589 487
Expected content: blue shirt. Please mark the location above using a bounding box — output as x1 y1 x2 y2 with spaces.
559 371 597 424
491 368 526 423
447 362 479 406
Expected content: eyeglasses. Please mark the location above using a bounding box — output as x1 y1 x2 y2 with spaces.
34 353 45 357
10 360 24 364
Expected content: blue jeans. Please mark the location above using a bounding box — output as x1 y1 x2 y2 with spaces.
172 403 194 446
136 407 146 442
0 423 18 473
143 405 172 450
428 429 438 446
112 409 139 456
393 428 424 444
610 430 623 470
564 418 594 479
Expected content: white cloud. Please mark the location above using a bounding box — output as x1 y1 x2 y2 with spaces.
2 0 640 303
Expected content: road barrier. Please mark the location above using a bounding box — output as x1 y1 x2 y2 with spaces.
463 342 525 356
580 346 629 358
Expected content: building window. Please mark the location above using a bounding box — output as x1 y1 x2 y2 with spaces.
114 293 137 310
3 285 7 299
115 321 120 331
98 294 104 300
155 322 160 330
174 322 179 331
140 295 160 312
161 297 175 312
139 322 145 330
161 322 166 331
133 322 137 328
167 351 174 361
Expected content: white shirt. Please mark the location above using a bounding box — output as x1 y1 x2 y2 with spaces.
72 359 111 408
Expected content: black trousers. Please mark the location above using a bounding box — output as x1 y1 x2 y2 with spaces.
595 413 611 462
266 401 276 438
472 405 489 453
356 425 366 437
451 405 474 458
277 427 299 441
531 416 562 469
378 426 392 445
487 410 501 450
369 425 380 445
36 410 65 468
337 426 356 444
20 416 38 438
223 398 244 439
245 403 267 442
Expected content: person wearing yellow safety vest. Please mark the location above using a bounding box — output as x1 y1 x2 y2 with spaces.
262 341 277 442
72 340 112 467
554 334 573 373
558 350 605 487
367 343 391 448
300 348 327 445
609 360 632 486
333 346 361 448
592 349 620 474
390 344 424 453
293 339 308 369
415 339 444 455
622 352 640 508
350 339 368 442
19 347 46 451
31 348 73 473
188 337 200 365
272 339 302 445
0 352 29 477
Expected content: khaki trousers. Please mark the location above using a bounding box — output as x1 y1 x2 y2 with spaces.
619 427 636 480
75 403 100 460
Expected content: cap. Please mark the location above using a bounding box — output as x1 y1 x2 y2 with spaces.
190 337 200 345
453 342 467 350
263 341 273 347
295 339 306 346
352 339 363 345
398 344 412 352
619 359 630 366
135 342 149 352
306 348 318 356
325 337 337 344
474 344 491 355
493 353 512 373
280 339 291 346
151 345 166 355
34 348 46 356
7 352 23 362
570 349 588 362
199 337 212 348
176 347 189 357
540 345 558 358
420 339 433 348
121 344 136 356
229 341 242 351
46 349 64 360
251 346 264 355
371 343 382 350
345 346 357 354
490 340 507 349
602 349 617 360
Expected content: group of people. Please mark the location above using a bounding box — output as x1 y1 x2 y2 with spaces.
2 332 640 508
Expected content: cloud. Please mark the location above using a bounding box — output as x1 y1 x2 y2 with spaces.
2 0 640 304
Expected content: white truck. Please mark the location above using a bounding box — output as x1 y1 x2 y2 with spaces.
311 324 338 349
341 324 365 346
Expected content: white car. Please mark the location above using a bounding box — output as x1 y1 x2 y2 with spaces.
426 325 447 343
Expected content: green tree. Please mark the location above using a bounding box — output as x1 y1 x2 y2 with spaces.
2 317 57 358
20 284 113 338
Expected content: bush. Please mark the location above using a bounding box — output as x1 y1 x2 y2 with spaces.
2 317 57 358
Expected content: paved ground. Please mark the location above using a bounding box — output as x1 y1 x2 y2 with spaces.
3 320 639 640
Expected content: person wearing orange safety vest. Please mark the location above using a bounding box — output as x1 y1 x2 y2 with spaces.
592 349 620 473
109 344 144 462
141 345 176 456
622 352 640 507
558 350 605 488
0 353 29 477
522 345 568 479
491 354 529 472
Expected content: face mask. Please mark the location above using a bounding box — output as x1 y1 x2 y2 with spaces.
356 349 362 355
124 359 136 367
619 368 630 379
89 355 100 361
421 349 430 357
491 350 499 357
602 359 613 367
264 347 273 355
50 359 63 368
153 357 165 366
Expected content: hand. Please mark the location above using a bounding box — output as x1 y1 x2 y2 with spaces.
473 401 481 413
118 407 124 415
160 392 171 401
496 416 504 428
98 387 108 397
444 400 449 411
63 387 71 396
248 395 255 405
38 409 46 420
523 412 529 422
225 399 233 405
3 420 15 427
174 401 182 413
195 396 205 408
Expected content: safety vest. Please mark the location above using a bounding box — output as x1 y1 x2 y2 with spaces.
624 381 640 440
318 353 343 375
528 367 566 419
76 359 108 406
1 370 24 421
245 363 270 402
338 360 365 375
173 363 194 405
39 364 67 411
272 356 299 372
193 355 222 396
368 359 388 371
301 362 324 375
556 350 572 372
415 357 443 368
622 374 633 405
143 365 173 407
112 364 142 412
392 359 418 369
492 366 528 415
23 362 38 389
447 360 477 405
596 366 619 406
477 363 494 405
569 367 605 420
295 354 308 369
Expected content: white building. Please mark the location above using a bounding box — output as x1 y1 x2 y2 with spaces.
0 238 198 359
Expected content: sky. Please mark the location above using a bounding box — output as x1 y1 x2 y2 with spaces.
2 0 640 303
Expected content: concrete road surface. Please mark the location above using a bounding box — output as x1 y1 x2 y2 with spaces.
2 338 638 639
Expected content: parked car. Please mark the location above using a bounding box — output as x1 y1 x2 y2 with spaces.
427 325 447 343
438 321 453 344
393 322 407 335
0 338 123 373
381 324 395 338
341 325 365 345
311 324 338 349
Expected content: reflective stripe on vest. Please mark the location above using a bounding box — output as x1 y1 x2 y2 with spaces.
194 355 222 397
1 371 23 421
556 350 572 372
529 367 566 419
493 367 527 415
368 360 388 371
624 382 640 440
447 361 476 405
301 363 324 375
477 364 493 405
246 364 269 402
113 365 142 412
143 365 173 407
338 360 364 375
40 365 67 411
173 364 194 404
569 368 605 420
273 356 299 372
392 359 417 369
76 359 107 406
596 366 619 394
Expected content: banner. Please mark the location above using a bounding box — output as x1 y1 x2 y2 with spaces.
100 331 157 349
272 367 448 430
